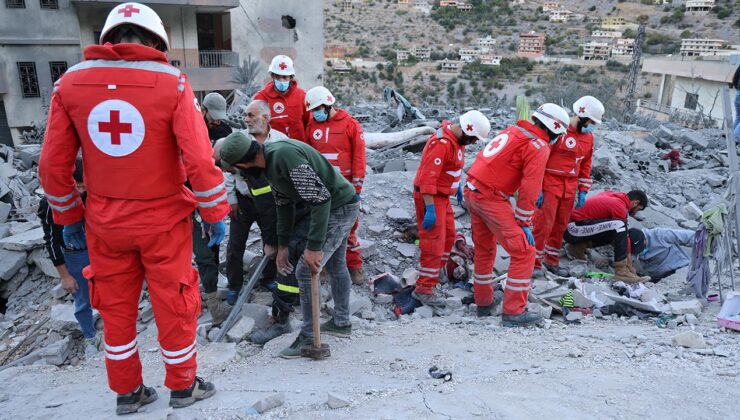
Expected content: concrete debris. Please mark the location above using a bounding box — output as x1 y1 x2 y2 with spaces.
39 337 73 366
672 331 707 349
138 302 154 323
679 129 707 150
226 316 255 343
0 227 44 251
386 207 412 222
27 248 59 278
327 392 351 409
238 303 270 330
669 300 703 316
414 305 434 319
50 284 67 299
401 268 419 286
249 393 285 414
396 243 417 258
0 249 26 280
197 342 237 366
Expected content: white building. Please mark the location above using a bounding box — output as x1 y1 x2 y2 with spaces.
638 58 737 128
612 38 635 56
592 30 622 39
477 35 497 50
680 38 726 57
458 48 481 62
685 0 715 12
580 42 611 60
412 46 431 61
542 2 559 12
396 49 411 61
480 54 502 66
549 9 573 22
439 58 462 73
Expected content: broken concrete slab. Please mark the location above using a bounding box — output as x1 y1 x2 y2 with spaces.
0 227 44 251
0 249 26 280
238 303 270 330
383 158 406 173
669 299 702 316
327 392 351 409
672 331 706 349
396 243 417 258
0 202 10 223
401 268 419 286
39 337 72 366
226 316 255 343
350 294 372 316
197 342 236 366
50 284 67 299
414 305 433 319
680 202 703 220
386 208 412 222
28 248 59 278
679 130 707 150
249 393 285 414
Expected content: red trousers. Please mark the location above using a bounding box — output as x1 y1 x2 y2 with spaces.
346 217 362 270
413 193 455 294
465 186 535 315
84 217 199 394
533 174 577 268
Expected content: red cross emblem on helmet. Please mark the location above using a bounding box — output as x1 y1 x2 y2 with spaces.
279 62 287 70
553 121 561 129
466 123 474 132
579 106 586 114
327 95 333 102
118 4 140 17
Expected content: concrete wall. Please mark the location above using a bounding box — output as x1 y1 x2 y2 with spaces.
230 0 325 91
669 77 734 122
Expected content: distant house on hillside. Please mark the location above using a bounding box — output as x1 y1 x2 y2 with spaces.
685 0 715 12
517 32 545 58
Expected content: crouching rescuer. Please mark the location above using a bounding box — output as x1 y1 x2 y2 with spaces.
37 3 229 414
465 103 570 327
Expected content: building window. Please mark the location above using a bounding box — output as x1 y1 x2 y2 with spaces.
6 0 25 8
684 93 699 111
17 62 40 98
49 61 67 83
40 0 57 9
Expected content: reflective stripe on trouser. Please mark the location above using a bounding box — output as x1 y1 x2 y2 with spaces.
465 188 535 315
533 175 577 268
85 217 199 393
345 216 363 270
413 193 456 294
564 218 629 261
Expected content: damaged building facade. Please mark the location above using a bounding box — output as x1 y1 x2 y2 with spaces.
0 0 325 146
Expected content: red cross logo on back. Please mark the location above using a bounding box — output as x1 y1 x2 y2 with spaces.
118 4 140 17
279 62 287 70
98 110 132 145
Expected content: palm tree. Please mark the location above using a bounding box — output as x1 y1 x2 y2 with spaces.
231 55 262 97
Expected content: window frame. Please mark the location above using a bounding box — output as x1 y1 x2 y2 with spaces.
17 62 41 99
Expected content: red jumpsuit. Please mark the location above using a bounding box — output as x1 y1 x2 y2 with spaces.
38 43 230 394
412 122 464 294
533 125 593 268
254 81 309 141
305 108 366 270
464 121 550 315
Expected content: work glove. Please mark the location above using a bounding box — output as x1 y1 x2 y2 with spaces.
536 192 544 209
422 204 436 230
575 191 587 209
204 220 226 247
521 226 535 246
63 220 87 250
456 184 464 206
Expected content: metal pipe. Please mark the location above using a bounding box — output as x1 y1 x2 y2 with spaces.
721 87 740 269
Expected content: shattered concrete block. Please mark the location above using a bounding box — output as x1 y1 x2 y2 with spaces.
669 299 702 316
50 284 67 299
250 393 285 414
0 227 44 251
396 243 417 258
445 296 462 309
327 392 351 409
383 158 406 173
373 294 394 304
657 125 674 139
565 311 583 322
672 331 706 349
51 304 79 331
404 160 421 172
684 314 698 325
0 202 10 223
0 223 10 239
198 342 236 366
358 238 378 259
681 202 703 221
207 327 221 342
402 268 419 286
226 316 255 343
679 130 707 150
196 324 209 340
350 294 372 316
0 249 26 280
28 248 59 278
238 303 270 329
386 208 412 222
40 337 73 366
414 305 434 319
447 288 472 299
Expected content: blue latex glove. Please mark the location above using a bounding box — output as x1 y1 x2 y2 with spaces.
521 226 535 246
62 220 87 250
575 191 587 209
456 184 464 206
355 193 361 202
536 192 544 209
422 204 436 230
204 220 226 247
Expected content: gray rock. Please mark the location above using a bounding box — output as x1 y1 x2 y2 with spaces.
251 393 285 414
684 313 698 325
40 337 72 366
415 305 434 319
358 238 378 259
0 202 10 223
28 248 60 278
565 311 583 322
679 130 707 150
0 223 10 239
349 294 372 315
672 331 706 349
327 392 351 409
0 249 26 280
0 227 44 251
50 284 67 299
445 296 462 309
226 316 255 343
669 299 702 316
396 243 417 258
383 158 406 173
386 208 412 222
207 327 221 342
50 304 79 331
373 294 394 304
198 342 236 365
657 125 674 139
238 303 270 329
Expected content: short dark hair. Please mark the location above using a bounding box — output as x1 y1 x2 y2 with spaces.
628 228 646 255
627 190 648 208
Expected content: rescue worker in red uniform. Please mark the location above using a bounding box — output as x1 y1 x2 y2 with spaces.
253 55 309 141
412 110 491 307
464 103 570 326
304 86 367 284
37 3 230 415
533 96 604 277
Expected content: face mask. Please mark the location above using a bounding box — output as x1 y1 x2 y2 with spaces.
274 80 290 92
581 125 595 134
313 109 328 122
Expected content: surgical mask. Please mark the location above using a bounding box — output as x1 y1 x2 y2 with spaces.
274 80 290 92
581 125 595 134
313 109 329 122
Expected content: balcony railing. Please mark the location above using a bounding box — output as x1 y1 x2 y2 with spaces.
199 50 239 68
637 99 722 129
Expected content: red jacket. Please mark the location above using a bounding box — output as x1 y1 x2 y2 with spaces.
570 191 631 222
413 121 465 197
38 43 229 233
254 81 309 141
545 125 593 192
305 108 366 194
467 120 550 227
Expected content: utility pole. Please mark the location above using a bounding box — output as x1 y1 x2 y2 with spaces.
623 23 646 123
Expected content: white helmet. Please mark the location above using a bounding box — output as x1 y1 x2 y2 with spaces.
573 95 605 124
459 110 491 141
269 55 295 76
305 86 335 111
100 3 169 51
532 103 570 135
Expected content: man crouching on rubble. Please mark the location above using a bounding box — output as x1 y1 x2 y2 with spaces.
218 132 359 358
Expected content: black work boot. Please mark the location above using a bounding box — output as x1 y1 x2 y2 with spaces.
251 321 293 345
502 310 544 328
116 385 158 415
476 289 504 317
169 377 216 408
